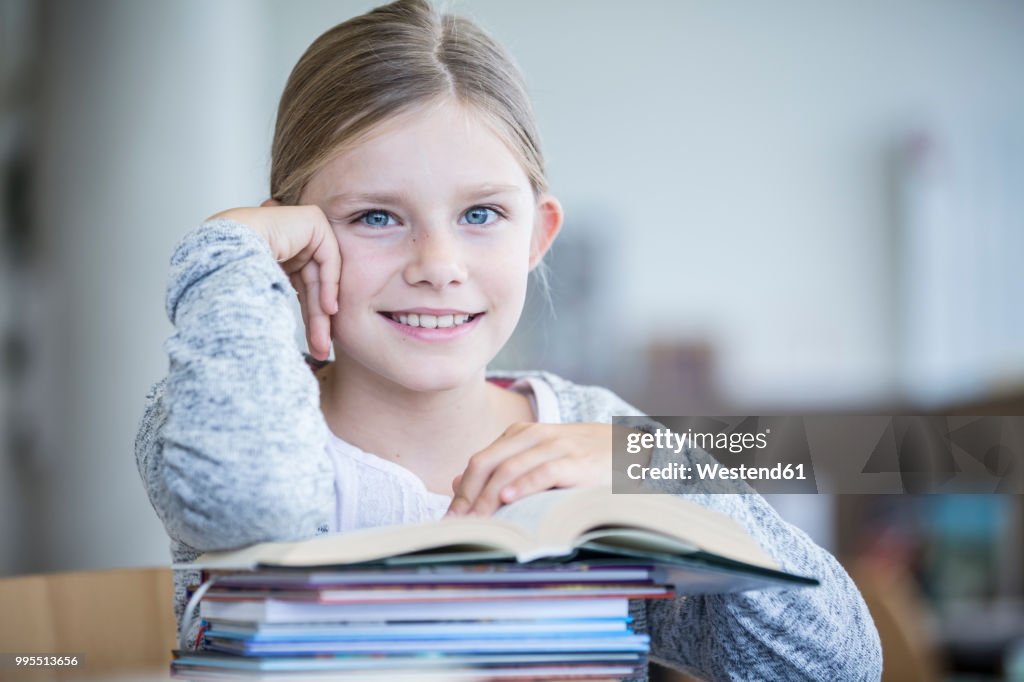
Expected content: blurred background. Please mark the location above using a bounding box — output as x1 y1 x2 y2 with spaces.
1 0 1022 679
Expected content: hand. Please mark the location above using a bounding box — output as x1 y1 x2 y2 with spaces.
207 201 341 361
445 423 613 517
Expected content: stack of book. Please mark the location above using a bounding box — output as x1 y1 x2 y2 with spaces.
170 487 818 680
173 562 667 679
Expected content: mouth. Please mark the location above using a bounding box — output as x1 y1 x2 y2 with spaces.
378 311 483 329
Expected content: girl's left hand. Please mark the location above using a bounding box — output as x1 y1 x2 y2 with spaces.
444 423 612 517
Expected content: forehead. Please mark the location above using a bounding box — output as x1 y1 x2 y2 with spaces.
306 99 531 198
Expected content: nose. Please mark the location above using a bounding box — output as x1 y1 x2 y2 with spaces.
403 228 467 289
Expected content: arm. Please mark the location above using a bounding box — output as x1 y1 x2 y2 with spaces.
134 219 335 552
601 390 883 681
645 473 883 680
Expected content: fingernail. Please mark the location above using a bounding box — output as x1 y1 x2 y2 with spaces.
501 486 517 502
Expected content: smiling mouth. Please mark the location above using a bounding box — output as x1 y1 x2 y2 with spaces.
380 312 482 329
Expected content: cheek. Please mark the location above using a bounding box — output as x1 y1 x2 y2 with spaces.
335 244 394 305
479 252 530 309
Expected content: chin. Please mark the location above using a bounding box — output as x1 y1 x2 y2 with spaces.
388 361 482 393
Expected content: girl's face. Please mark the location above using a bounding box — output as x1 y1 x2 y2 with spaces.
301 99 562 392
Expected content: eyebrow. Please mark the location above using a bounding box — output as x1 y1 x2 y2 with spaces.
324 183 523 208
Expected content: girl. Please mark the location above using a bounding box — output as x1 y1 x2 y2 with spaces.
135 1 882 679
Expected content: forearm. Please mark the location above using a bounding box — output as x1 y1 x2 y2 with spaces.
135 219 334 551
642 445 882 680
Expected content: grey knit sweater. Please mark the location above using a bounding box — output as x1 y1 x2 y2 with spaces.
135 219 882 681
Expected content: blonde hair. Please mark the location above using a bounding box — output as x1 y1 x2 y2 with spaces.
270 0 548 205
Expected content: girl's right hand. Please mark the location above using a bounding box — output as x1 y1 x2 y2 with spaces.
207 201 341 361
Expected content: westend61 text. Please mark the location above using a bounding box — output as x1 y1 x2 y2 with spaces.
627 461 807 482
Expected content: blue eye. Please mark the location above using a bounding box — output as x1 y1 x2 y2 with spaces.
359 210 397 228
461 206 500 226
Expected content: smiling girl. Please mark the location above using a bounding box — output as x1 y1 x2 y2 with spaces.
135 1 881 679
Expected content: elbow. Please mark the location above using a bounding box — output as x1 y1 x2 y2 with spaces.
143 434 334 552
833 564 884 681
743 574 883 681
156 461 333 551
766 614 882 682
135 371 334 553
842 602 883 681
806 581 884 681
822 630 883 682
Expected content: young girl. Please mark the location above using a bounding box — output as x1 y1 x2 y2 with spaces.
135 1 881 679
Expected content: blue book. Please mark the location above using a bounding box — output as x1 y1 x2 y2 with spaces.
203 633 651 656
203 617 631 641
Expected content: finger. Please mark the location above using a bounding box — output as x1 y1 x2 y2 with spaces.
300 261 329 360
500 458 579 505
465 445 564 517
443 474 464 518
313 227 340 316
446 423 543 516
309 313 331 362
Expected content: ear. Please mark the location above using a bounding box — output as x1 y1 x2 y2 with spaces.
529 194 563 270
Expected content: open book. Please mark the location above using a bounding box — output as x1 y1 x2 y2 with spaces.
180 487 817 593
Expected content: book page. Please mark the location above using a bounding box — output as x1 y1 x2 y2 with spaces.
186 517 532 569
492 488 581 537
496 486 778 570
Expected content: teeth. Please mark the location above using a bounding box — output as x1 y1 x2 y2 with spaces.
389 313 475 328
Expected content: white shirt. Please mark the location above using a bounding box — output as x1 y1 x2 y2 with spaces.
323 376 562 533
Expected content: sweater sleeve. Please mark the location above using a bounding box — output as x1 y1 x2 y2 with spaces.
134 219 335 554
567 383 882 681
